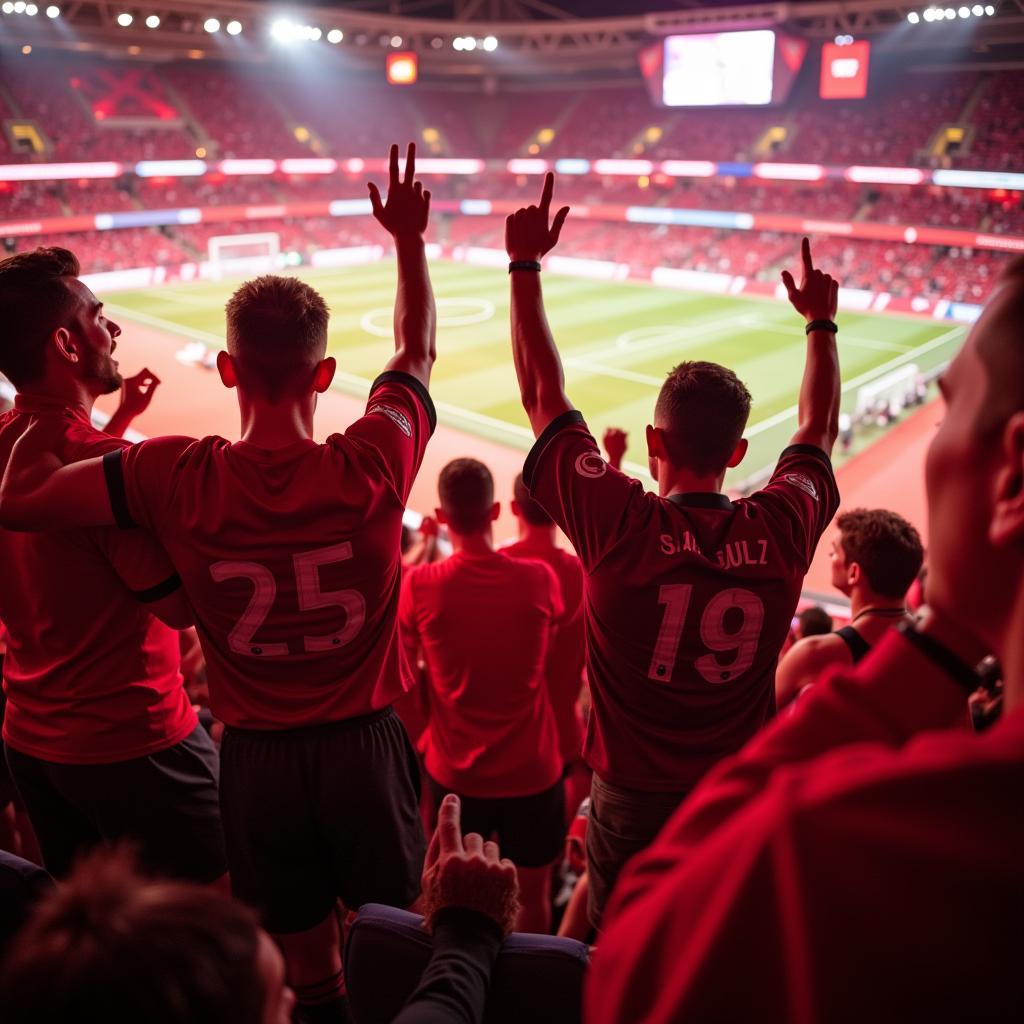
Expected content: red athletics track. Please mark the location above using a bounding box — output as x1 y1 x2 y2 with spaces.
97 318 938 595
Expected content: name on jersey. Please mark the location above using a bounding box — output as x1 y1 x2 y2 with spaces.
660 531 769 568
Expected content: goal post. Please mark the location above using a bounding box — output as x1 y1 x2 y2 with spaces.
207 232 281 280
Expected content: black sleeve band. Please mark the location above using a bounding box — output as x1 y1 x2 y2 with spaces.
522 409 586 490
132 573 182 604
102 450 136 529
371 370 437 434
778 443 834 475
896 621 983 694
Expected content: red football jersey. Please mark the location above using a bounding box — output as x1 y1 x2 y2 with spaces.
399 550 564 799
0 394 194 765
524 411 839 792
102 373 435 731
504 538 586 764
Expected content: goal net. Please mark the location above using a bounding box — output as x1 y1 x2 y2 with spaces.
207 232 281 280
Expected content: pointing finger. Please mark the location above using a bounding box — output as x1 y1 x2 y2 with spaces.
404 142 416 186
539 171 554 214
436 794 463 857
801 236 813 278
388 144 399 187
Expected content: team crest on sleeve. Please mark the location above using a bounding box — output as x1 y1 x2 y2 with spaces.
575 451 608 479
782 473 818 501
368 403 412 438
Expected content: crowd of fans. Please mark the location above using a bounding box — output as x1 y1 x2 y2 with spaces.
0 141 1020 1022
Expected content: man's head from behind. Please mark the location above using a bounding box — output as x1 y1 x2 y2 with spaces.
926 256 1024 652
437 458 498 536
0 247 122 396
0 848 293 1024
511 472 553 530
220 275 333 402
648 361 751 484
830 508 924 601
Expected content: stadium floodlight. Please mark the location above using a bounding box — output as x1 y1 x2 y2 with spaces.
958 5 970 15
13 1 25 11
972 3 984 12
922 7 934 18
390 34 402 47
25 2 36 12
483 35 498 51
226 19 241 35
430 36 443 48
204 17 220 32
116 11 132 26
271 18 322 43
907 11 920 22
145 13 158 26
985 3 995 12
45 3 58 15
327 28 342 43
944 7 956 15
2 3 14 13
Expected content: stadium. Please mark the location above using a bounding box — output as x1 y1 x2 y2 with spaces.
0 1 1021 1021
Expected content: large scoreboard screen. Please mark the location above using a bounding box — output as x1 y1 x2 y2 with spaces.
656 30 806 108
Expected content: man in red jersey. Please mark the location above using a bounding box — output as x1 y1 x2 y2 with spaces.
505 174 841 927
506 472 589 820
0 248 226 884
0 144 436 1024
400 458 565 933
585 258 1024 1023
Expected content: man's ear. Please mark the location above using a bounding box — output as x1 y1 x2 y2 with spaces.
990 411 1024 548
510 500 521 518
727 437 749 469
490 502 501 522
216 350 237 389
645 424 663 461
434 507 448 526
847 561 862 589
53 327 78 365
314 356 336 394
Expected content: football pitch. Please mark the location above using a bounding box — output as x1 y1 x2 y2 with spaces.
104 260 967 487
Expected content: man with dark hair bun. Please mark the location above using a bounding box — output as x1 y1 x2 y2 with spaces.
506 174 842 928
400 459 566 933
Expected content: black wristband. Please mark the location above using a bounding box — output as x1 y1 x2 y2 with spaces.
896 620 982 694
508 260 542 273
805 319 838 335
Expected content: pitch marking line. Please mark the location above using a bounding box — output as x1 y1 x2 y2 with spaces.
361 297 496 338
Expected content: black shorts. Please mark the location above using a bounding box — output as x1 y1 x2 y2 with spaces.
4 724 227 883
220 706 426 935
425 773 566 869
0 688 22 810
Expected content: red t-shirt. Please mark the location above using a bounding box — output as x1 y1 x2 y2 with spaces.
399 549 564 798
524 411 839 791
0 394 194 765
588 631 1020 1022
103 372 435 731
504 538 586 764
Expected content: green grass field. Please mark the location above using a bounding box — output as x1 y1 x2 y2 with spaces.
104 260 966 487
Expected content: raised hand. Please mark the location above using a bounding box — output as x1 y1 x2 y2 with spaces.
117 368 161 419
421 794 520 937
602 427 628 470
368 143 431 238
505 172 570 263
781 237 839 323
